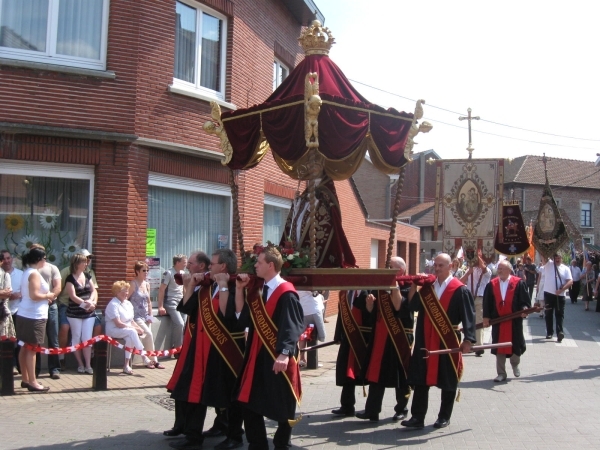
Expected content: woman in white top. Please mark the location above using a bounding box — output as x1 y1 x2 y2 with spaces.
105 281 147 375
16 248 54 392
297 290 327 367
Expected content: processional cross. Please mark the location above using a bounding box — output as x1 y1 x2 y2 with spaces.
458 108 480 159
539 153 551 183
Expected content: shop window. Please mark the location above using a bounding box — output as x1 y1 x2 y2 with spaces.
173 0 227 99
0 170 92 268
0 0 109 70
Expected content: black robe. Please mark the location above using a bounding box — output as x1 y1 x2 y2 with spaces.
407 284 475 391
333 290 373 386
169 284 249 407
362 289 413 388
482 278 531 356
234 290 304 422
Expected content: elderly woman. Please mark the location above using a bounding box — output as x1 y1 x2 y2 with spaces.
65 254 97 374
16 247 54 392
128 262 164 369
105 281 148 374
451 258 464 278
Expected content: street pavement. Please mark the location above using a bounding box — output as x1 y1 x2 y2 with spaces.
4 295 600 449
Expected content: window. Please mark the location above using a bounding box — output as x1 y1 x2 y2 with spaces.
0 160 94 268
273 58 288 90
174 0 227 99
148 174 231 297
583 235 594 245
0 0 109 70
263 195 291 244
581 201 592 227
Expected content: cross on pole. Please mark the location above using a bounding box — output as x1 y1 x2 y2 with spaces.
539 153 551 183
458 108 480 159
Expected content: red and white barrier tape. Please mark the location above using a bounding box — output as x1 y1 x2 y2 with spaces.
0 334 181 357
299 325 315 342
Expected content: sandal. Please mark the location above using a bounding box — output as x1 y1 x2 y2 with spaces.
123 366 134 375
85 367 93 375
145 362 156 369
77 366 85 374
153 361 166 369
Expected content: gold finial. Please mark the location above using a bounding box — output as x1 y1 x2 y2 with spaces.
298 20 335 56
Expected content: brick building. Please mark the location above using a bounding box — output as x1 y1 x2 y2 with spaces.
0 0 419 325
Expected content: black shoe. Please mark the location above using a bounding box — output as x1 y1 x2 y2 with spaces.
356 411 379 422
557 332 564 343
545 335 552 339
169 437 203 450
202 427 225 438
392 409 408 421
400 417 424 429
164 428 184 437
50 371 61 380
475 350 484 357
433 418 450 429
331 407 355 417
214 438 243 450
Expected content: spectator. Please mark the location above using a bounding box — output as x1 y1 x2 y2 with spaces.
0 265 15 339
523 256 537 300
157 254 187 351
451 258 464 278
515 263 526 282
16 247 53 392
297 290 326 367
64 254 97 374
128 262 163 369
0 250 22 373
569 259 582 304
29 244 61 379
105 281 148 374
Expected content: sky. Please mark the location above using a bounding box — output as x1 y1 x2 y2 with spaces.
316 0 599 163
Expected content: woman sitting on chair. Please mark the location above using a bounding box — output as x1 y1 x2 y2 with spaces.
105 281 150 375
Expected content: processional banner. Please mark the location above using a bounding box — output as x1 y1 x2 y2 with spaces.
532 180 569 258
494 202 531 257
434 160 503 264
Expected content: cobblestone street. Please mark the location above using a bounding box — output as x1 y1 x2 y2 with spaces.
4 299 600 449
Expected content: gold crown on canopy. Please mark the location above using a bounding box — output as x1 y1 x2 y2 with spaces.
299 20 335 55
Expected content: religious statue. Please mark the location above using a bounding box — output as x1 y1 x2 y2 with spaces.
203 102 234 165
305 72 321 149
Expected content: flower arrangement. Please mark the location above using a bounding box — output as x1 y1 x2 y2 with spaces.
240 240 310 276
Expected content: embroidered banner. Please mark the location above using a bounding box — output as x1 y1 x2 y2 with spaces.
494 202 530 256
533 180 569 258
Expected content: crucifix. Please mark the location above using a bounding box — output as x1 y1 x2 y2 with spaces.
539 153 551 183
458 108 480 159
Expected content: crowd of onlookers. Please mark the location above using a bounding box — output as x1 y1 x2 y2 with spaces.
0 248 195 393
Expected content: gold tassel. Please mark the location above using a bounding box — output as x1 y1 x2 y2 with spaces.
363 384 367 397
288 414 303 427
455 389 461 402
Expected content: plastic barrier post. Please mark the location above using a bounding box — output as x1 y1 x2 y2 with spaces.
92 340 108 391
0 340 14 395
307 327 318 370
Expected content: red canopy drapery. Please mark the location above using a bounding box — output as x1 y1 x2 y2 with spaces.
220 54 414 180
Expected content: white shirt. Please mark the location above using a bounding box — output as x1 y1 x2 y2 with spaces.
7 267 23 315
298 291 323 316
104 298 135 336
434 274 455 299
464 266 492 297
570 265 582 282
543 260 573 294
17 268 49 320
263 273 286 302
498 278 509 300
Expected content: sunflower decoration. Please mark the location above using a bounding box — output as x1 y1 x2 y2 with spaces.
39 208 59 230
4 214 25 233
16 234 40 255
63 240 81 259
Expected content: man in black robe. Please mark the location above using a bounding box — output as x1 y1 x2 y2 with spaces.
356 257 413 422
483 259 531 382
402 253 476 430
166 249 249 450
331 289 373 417
235 247 304 450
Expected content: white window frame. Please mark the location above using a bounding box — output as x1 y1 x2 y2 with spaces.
581 200 593 228
172 0 228 101
0 159 95 252
263 194 291 244
148 172 232 241
273 58 289 91
582 234 594 245
0 0 110 71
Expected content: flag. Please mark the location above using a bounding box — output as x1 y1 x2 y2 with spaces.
532 179 569 258
582 237 588 262
495 202 530 256
525 219 535 260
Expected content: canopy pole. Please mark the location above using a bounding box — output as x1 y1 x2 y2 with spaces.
229 168 246 262
385 166 406 268
309 178 317 268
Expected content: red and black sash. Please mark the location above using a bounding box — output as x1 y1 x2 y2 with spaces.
366 290 412 382
166 288 211 403
238 282 302 404
491 276 519 355
199 285 244 376
420 278 463 386
338 290 368 379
